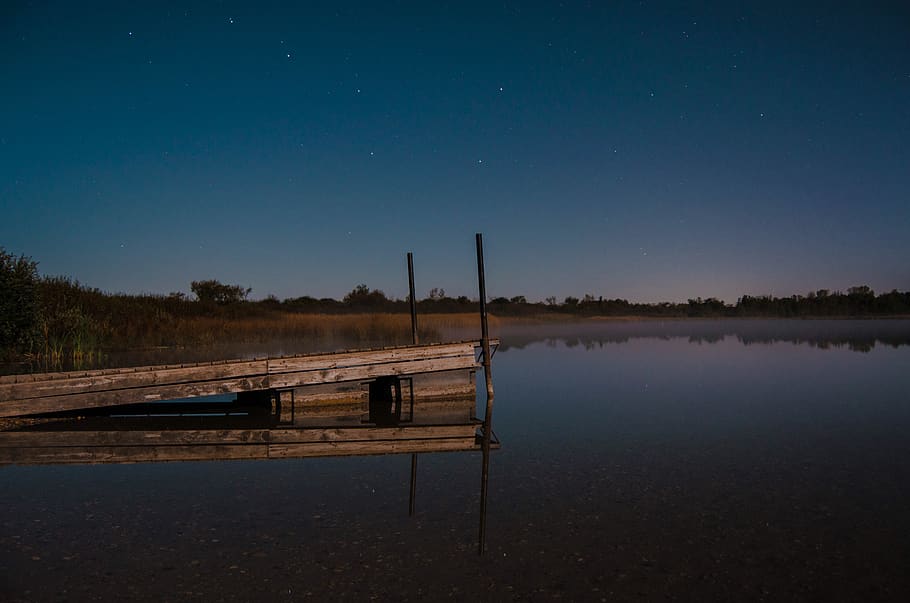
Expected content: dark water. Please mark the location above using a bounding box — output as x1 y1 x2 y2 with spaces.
2 320 910 601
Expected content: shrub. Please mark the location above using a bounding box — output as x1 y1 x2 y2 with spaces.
190 279 251 305
0 248 41 354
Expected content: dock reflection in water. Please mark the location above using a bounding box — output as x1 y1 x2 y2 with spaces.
0 340 500 575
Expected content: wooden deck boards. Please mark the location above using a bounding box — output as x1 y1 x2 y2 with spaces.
0 340 495 418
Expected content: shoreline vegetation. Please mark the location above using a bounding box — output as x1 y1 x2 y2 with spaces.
2 248 909 368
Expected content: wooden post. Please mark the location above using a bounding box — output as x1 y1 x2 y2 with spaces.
408 252 419 346
476 233 495 554
407 252 419 516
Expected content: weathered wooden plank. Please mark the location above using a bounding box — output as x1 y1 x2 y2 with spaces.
0 357 267 385
269 355 476 389
403 370 476 404
0 429 271 447
290 374 473 408
269 424 477 443
408 368 475 389
267 437 479 458
267 341 477 374
293 381 366 403
0 360 268 401
0 376 270 418
293 384 365 417
0 444 269 465
266 338 491 372
272 338 493 367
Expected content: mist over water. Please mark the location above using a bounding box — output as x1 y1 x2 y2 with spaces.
493 318 910 352
3 320 909 600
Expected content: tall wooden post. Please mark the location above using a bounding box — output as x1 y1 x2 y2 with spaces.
408 252 419 346
476 233 495 554
407 252 419 516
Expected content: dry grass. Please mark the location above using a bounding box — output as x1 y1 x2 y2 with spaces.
7 311 530 373
164 313 420 346
24 312 518 370
155 312 505 347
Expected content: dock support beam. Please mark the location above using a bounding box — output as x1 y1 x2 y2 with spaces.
407 252 419 517
476 233 495 554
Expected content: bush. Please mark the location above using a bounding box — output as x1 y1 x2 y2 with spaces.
0 248 41 354
191 279 251 305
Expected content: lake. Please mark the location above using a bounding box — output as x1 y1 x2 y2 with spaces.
2 319 909 600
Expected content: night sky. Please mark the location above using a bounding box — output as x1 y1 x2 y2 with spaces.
2 2 908 303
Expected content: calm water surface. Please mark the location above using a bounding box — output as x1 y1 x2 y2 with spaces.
2 319 909 601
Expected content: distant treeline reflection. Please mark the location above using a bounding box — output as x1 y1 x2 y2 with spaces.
495 320 910 354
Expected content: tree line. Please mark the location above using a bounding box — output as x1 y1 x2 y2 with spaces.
483 288 910 318
2 246 909 360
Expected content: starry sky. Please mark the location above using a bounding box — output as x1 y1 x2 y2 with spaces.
2 1 909 303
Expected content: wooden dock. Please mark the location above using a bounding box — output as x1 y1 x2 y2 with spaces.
0 340 487 418
0 339 498 466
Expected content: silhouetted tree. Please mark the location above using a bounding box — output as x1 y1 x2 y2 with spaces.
191 280 251 305
343 284 390 309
